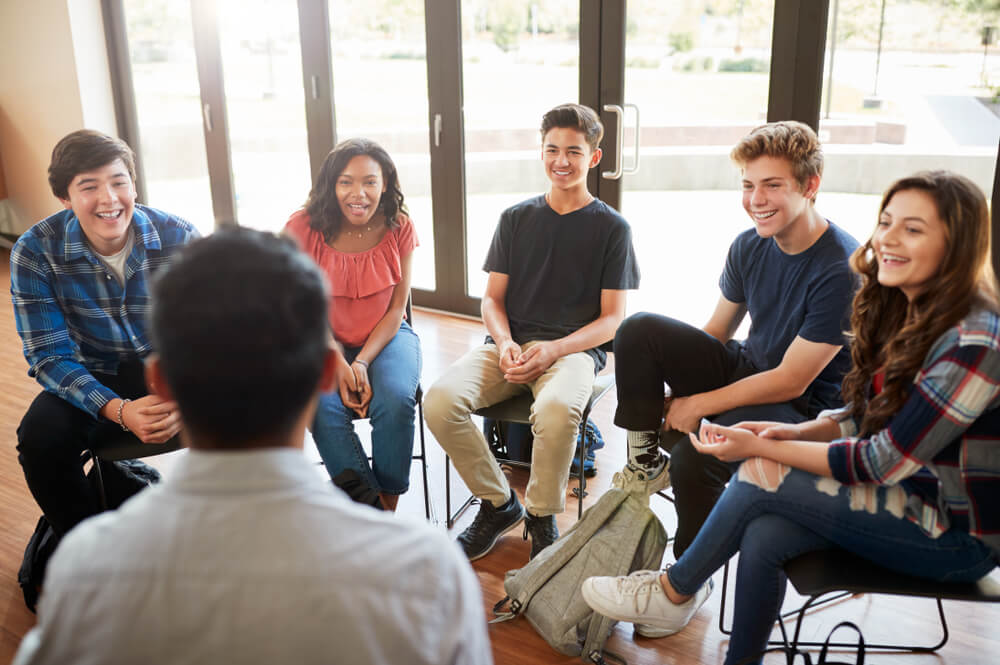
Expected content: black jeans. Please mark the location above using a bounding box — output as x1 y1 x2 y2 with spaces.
17 361 149 536
613 312 814 558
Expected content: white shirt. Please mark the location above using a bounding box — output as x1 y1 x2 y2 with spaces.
14 448 492 665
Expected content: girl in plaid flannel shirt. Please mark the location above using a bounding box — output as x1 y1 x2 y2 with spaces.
582 171 1000 665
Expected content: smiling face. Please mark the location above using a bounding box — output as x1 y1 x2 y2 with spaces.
541 127 601 193
740 155 818 243
335 155 385 227
872 188 948 301
59 158 136 256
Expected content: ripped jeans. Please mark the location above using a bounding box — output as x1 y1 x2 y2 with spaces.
666 462 998 665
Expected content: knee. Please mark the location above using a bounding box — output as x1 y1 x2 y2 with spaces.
614 312 659 352
17 406 78 461
531 396 579 439
736 457 791 492
422 380 467 427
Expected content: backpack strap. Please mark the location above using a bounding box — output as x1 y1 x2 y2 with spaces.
504 488 631 614
582 503 656 660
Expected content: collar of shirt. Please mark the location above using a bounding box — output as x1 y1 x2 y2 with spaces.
63 205 164 263
163 447 335 498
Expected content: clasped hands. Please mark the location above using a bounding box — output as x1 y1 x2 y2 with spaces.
498 340 559 384
338 357 373 418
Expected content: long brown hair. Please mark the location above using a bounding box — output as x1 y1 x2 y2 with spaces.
842 170 995 435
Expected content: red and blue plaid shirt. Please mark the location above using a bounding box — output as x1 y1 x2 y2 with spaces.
826 306 1000 558
10 205 198 418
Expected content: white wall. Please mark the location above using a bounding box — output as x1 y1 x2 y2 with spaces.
0 0 117 237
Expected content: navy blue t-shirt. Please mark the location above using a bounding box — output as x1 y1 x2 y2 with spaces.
719 222 859 410
483 195 640 371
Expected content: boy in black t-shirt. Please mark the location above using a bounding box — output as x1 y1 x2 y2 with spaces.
424 104 640 562
614 121 859 579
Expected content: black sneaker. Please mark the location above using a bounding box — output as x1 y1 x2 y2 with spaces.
456 490 525 561
524 512 559 559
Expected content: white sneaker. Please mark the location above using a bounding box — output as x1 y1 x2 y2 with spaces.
582 569 714 638
611 461 671 495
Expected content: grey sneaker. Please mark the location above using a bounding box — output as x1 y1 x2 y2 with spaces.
581 569 714 639
612 460 671 495
456 490 525 561
523 512 559 559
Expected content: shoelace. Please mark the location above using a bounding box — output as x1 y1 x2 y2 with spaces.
464 503 498 539
614 570 664 612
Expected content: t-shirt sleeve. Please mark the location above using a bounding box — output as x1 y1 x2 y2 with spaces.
797 262 856 346
395 215 418 258
601 220 640 290
482 210 511 275
719 236 746 304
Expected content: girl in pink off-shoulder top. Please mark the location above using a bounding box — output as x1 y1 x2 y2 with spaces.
285 138 420 512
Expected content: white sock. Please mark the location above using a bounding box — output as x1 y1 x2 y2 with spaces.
627 430 666 475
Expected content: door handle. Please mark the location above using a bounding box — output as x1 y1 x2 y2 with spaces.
623 103 640 175
601 104 623 180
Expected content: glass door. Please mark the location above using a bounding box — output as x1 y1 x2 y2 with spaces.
615 1 776 328
460 0 580 298
329 0 436 290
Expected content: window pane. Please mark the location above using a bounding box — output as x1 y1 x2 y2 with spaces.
461 0 580 297
124 0 214 235
621 1 775 327
330 1 435 290
219 0 311 232
819 0 999 245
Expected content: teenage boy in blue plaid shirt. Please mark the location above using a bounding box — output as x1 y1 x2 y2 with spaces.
10 130 198 536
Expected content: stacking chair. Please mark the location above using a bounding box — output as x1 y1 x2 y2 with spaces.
445 361 616 528
774 547 1000 655
84 433 182 510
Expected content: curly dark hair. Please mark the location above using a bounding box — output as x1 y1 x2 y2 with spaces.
304 137 406 242
841 170 996 435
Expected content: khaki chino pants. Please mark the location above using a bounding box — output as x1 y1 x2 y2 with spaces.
423 342 595 517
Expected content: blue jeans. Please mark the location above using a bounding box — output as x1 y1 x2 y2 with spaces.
666 464 998 665
312 321 421 494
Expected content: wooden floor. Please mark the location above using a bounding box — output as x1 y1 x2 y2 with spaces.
2 247 999 664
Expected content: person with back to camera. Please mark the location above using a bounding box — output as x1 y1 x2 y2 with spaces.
13 229 491 665
285 137 420 511
583 171 1000 665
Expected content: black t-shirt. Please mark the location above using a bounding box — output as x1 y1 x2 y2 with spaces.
483 195 640 371
720 222 860 411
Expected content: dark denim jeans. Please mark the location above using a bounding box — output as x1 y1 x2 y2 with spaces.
667 466 998 665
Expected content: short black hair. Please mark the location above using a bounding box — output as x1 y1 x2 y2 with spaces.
539 104 604 152
150 229 329 446
48 129 137 200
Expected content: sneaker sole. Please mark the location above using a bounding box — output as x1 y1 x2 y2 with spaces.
634 623 675 639
465 509 526 562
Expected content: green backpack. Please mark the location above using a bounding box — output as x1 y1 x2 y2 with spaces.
492 478 668 664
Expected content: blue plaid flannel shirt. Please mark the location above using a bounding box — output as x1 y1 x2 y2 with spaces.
10 205 199 419
826 306 1000 559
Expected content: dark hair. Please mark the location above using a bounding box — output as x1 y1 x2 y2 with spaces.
48 129 137 200
841 170 995 435
539 104 604 152
150 229 329 446
304 137 406 243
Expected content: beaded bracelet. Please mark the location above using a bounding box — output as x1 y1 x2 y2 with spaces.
116 398 132 432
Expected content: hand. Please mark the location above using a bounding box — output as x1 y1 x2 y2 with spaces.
504 341 560 384
351 360 373 413
121 395 181 444
497 340 523 374
664 395 703 434
688 422 762 462
337 357 368 418
734 420 803 440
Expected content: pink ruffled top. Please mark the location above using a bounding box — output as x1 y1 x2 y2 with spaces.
284 210 418 348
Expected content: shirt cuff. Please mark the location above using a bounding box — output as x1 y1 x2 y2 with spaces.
817 406 858 438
